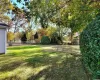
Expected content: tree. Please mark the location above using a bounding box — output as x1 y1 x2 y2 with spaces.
7 31 14 41
7 31 14 46
21 32 27 43
56 0 99 43
15 32 22 41
26 30 34 42
8 6 28 33
46 26 57 37
13 0 100 44
0 0 10 14
28 0 71 28
0 0 11 22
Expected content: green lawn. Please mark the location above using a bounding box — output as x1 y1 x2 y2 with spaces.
0 45 88 80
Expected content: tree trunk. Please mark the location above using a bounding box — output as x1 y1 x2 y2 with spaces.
9 40 12 46
70 31 73 44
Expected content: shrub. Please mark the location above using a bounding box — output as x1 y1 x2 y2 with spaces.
41 36 50 44
80 16 100 79
34 32 38 39
50 32 63 44
50 32 58 44
21 32 27 43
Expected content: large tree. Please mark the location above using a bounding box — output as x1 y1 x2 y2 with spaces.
28 0 71 28
56 0 99 43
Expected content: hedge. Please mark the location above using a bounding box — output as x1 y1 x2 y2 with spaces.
80 16 100 79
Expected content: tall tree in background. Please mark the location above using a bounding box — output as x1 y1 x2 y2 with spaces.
28 0 71 28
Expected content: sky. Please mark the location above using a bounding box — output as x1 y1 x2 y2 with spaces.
10 0 26 8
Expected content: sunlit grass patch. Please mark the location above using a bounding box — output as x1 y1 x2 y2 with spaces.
7 45 39 50
7 45 41 56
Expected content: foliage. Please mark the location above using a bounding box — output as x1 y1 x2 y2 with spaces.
55 0 99 43
2 0 100 45
7 6 29 33
37 27 57 38
34 32 38 39
7 32 14 41
80 15 100 79
0 0 10 12
26 30 34 41
0 0 11 22
28 0 70 28
63 0 100 33
46 26 57 37
50 32 58 44
6 0 31 32
15 32 22 40
7 0 100 42
37 28 47 36
21 32 27 43
0 15 10 23
41 36 50 44
50 32 63 44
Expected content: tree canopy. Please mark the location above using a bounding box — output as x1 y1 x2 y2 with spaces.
0 0 100 35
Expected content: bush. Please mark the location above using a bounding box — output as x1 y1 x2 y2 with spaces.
50 32 63 44
21 32 27 44
34 32 38 39
50 32 58 44
41 36 50 44
80 16 100 79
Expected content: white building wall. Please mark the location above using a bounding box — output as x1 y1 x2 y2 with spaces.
0 29 6 54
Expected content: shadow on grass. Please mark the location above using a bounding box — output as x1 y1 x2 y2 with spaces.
26 53 88 80
25 52 61 67
0 45 41 74
0 61 23 72
0 45 88 80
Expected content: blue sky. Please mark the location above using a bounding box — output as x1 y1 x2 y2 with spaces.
10 0 25 8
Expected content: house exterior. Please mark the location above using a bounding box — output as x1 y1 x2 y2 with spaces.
0 23 8 54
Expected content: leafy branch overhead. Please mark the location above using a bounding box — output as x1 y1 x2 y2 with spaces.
0 0 100 33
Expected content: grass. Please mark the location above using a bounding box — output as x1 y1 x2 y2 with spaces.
0 45 88 80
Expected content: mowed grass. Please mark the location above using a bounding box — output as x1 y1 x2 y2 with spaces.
0 45 88 80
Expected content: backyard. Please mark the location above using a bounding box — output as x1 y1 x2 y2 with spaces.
0 0 100 80
0 45 88 80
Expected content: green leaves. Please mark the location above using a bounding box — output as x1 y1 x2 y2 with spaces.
41 36 51 44
17 0 21 3
80 15 100 79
